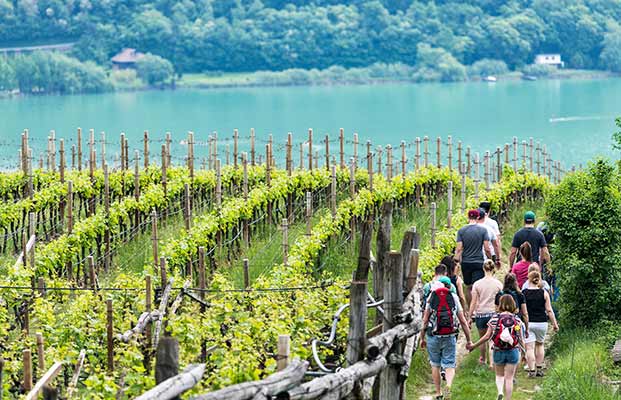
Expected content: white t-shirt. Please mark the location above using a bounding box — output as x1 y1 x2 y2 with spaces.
485 217 500 238
479 222 496 257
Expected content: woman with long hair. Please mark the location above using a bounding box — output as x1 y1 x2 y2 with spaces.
495 273 529 333
511 242 534 287
469 259 502 366
523 270 559 378
468 294 526 400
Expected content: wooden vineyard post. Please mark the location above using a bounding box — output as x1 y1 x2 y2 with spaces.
282 219 289 266
145 275 153 354
277 335 290 372
463 146 472 178
331 165 337 219
386 145 393 182
512 137 518 171
151 210 159 273
298 142 303 171
104 165 111 272
375 201 393 325
59 139 65 183
161 145 167 195
71 144 76 171
250 128 256 166
400 141 406 177
474 152 480 203
484 151 491 190
377 145 383 177
325 134 330 170
305 192 312 237
160 258 167 289
183 183 191 232
37 278 45 297
23 349 32 391
67 181 73 237
379 251 403 400
266 144 273 223
106 300 114 373
436 136 441 168
243 153 250 246
188 132 195 181
415 137 421 172
28 212 35 269
286 134 293 176
542 145 547 178
233 129 239 169
353 133 359 170
155 336 179 386
144 131 149 169
35 333 45 378
447 181 453 229
457 140 463 174
243 259 250 289
423 136 429 168
165 132 172 168
447 135 453 171
77 128 82 171
431 202 437 248
496 146 502 181
226 143 231 167
529 138 534 172
339 128 345 169
100 131 106 170
87 256 96 290
346 216 372 379
215 159 222 208
522 140 527 170
367 141 374 192
308 128 313 171
460 166 466 214
50 130 56 172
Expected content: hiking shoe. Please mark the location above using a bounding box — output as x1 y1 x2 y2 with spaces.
497 394 504 400
527 370 537 378
443 387 452 399
536 369 545 377
434 395 444 400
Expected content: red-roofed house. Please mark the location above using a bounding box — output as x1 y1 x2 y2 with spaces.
111 48 145 70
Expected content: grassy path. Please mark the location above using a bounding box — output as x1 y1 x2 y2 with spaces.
408 200 549 399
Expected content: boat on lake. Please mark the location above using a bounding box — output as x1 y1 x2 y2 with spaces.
483 76 497 82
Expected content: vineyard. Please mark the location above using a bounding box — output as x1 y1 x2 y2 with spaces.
0 129 563 399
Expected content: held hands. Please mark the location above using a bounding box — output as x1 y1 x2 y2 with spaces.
553 322 560 332
420 338 427 349
465 341 475 352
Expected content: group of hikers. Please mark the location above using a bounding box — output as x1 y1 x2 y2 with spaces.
420 202 558 400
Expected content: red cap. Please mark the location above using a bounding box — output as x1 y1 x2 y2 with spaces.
468 209 480 219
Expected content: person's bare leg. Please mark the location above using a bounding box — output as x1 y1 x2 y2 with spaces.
494 364 505 396
444 368 456 388
535 342 545 366
431 366 442 396
504 363 518 400
526 342 536 371
478 328 488 362
466 285 473 307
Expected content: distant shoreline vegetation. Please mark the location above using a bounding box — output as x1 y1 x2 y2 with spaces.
0 51 617 98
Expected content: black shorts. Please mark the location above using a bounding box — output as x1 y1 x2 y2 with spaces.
461 262 484 285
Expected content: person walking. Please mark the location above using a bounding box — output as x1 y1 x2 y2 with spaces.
423 263 458 306
509 211 550 268
468 259 503 366
510 242 533 287
468 294 526 400
523 270 559 378
477 208 501 264
455 209 492 306
495 273 529 332
522 264 551 293
441 255 468 316
421 278 473 400
479 202 503 269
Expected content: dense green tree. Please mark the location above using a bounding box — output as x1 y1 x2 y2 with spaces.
468 58 508 77
0 56 16 90
600 30 621 72
135 53 174 85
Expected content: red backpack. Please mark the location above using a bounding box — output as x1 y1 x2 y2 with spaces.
428 286 459 336
492 313 520 350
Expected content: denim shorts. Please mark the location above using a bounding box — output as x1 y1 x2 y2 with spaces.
493 348 520 365
426 334 457 369
475 315 493 331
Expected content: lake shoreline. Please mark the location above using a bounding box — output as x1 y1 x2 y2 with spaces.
1 69 618 99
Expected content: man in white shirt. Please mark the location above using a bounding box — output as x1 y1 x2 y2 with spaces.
478 206 502 269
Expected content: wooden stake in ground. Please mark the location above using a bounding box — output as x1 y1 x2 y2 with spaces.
423 136 429 168
339 128 345 169
305 192 312 237
331 165 337 218
77 128 82 171
23 349 32 391
155 336 179 389
152 210 159 273
447 135 453 171
144 130 149 169
36 333 45 377
367 141 374 192
378 251 403 400
277 335 290 372
250 128 256 166
243 259 250 289
375 201 393 325
431 202 437 248
308 128 313 171
415 137 421 171
447 181 453 228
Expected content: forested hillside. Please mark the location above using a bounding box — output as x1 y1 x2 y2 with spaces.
1 0 621 74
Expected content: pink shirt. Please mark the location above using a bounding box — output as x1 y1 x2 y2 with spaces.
511 260 531 287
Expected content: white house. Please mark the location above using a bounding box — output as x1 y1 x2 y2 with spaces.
534 54 564 68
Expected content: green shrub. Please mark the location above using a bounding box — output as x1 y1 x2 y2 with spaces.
546 159 621 326
521 63 557 77
135 53 174 86
468 58 509 77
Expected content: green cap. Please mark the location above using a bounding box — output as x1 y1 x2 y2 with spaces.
439 276 452 287
524 211 536 223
